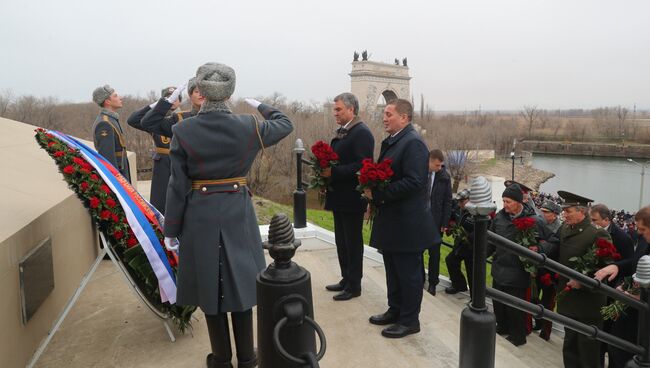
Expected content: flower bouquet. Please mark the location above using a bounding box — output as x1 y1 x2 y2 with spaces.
307 140 339 206
356 158 394 223
35 128 196 332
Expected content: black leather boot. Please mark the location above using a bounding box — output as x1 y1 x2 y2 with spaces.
232 310 257 368
205 313 233 368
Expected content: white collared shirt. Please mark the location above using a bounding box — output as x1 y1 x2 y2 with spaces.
390 128 405 138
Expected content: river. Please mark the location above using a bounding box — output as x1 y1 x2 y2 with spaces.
531 154 650 211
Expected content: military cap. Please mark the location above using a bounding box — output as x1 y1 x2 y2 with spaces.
557 190 593 208
92 85 114 106
504 179 533 193
540 200 562 215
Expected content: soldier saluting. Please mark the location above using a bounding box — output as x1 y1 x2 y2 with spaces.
91 85 131 182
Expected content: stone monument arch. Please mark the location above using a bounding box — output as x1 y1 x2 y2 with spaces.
349 58 411 115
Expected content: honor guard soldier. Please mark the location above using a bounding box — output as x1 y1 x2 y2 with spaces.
91 85 131 182
127 84 189 214
555 190 612 368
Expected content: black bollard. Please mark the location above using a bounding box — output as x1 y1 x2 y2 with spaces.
257 214 326 367
293 139 307 229
459 177 496 368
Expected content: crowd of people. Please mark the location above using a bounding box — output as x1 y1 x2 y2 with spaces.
87 63 648 368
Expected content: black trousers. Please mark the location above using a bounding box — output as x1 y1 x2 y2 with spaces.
333 211 365 292
383 250 424 327
563 321 602 368
492 282 527 343
608 308 638 368
445 248 473 292
424 243 441 285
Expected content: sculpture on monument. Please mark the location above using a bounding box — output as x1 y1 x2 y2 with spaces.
403 57 408 67
362 50 368 61
353 51 359 61
394 58 399 65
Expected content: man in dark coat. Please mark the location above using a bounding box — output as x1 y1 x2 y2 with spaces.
163 62 293 368
444 189 474 295
322 92 374 301
555 191 612 368
423 149 452 296
364 99 435 338
91 85 131 182
127 85 185 213
488 183 547 346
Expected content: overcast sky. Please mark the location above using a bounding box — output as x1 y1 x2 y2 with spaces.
1 0 649 110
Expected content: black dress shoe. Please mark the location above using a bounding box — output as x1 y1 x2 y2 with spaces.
426 284 437 296
369 310 399 325
506 336 526 347
381 323 421 338
325 280 346 292
207 353 233 368
444 286 468 295
333 290 361 301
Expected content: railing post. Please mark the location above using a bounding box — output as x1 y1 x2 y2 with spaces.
628 256 650 368
459 177 496 368
293 139 307 229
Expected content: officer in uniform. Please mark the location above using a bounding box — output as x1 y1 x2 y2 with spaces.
555 190 612 368
92 85 131 182
127 85 187 214
141 77 204 137
163 62 293 368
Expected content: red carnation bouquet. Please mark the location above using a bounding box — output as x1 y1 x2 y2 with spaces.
356 158 394 223
308 140 339 206
512 216 539 274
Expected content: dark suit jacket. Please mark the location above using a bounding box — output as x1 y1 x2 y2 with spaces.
369 124 436 252
608 223 635 284
324 120 374 213
615 236 649 278
429 166 452 232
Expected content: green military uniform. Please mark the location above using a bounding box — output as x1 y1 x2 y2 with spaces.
556 191 612 368
92 108 131 182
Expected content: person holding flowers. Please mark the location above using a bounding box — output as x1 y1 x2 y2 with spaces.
364 99 434 339
321 92 374 301
555 190 613 368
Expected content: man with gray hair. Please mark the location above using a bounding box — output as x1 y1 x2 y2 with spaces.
91 85 131 182
322 92 374 301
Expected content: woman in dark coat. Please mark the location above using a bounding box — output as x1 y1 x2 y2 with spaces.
163 62 293 368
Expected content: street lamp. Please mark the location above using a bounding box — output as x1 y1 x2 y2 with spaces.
628 158 650 210
510 151 515 180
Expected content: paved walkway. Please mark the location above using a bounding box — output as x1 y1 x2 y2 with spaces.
34 237 564 368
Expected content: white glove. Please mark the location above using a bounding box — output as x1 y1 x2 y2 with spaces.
149 101 158 109
166 82 187 104
245 98 262 109
164 237 179 252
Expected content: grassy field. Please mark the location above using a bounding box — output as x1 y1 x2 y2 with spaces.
254 197 490 284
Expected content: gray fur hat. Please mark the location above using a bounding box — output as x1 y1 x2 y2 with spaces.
195 62 236 101
92 85 114 106
187 77 198 95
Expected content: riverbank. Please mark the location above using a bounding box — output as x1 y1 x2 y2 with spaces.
521 139 650 159
466 158 555 192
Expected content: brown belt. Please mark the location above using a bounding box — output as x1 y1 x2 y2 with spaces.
191 177 247 191
155 147 170 155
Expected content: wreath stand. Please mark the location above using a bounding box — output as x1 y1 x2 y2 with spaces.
26 232 176 368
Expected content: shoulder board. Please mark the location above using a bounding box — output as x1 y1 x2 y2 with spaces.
102 115 109 122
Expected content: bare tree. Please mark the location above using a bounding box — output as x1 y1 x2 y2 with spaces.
521 105 539 138
0 89 14 117
615 105 629 140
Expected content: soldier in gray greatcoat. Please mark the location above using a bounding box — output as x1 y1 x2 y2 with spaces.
163 63 293 368
91 85 131 182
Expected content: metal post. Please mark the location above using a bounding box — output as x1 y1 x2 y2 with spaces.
510 151 515 180
641 165 645 211
627 256 650 368
293 139 307 229
459 177 496 368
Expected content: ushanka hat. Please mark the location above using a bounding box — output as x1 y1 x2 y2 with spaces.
92 85 114 106
196 63 236 102
187 77 198 95
502 183 524 203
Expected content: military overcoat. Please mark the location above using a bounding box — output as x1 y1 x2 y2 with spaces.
163 104 293 314
92 109 131 182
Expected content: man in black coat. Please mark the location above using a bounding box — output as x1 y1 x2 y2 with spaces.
423 149 452 295
364 99 435 338
322 92 375 301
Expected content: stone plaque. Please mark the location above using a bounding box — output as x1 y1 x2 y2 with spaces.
19 238 55 324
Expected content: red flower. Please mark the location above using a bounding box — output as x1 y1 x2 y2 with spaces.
45 133 54 139
100 210 111 220
101 184 111 194
80 161 93 171
126 236 138 248
540 273 553 286
63 165 75 174
319 159 329 169
110 213 119 223
90 174 99 181
89 196 100 209
512 217 537 231
113 230 124 240
80 168 91 175
68 148 76 153
54 151 65 157
47 141 56 147
80 182 89 191
106 198 116 208
73 157 86 166
554 273 560 280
